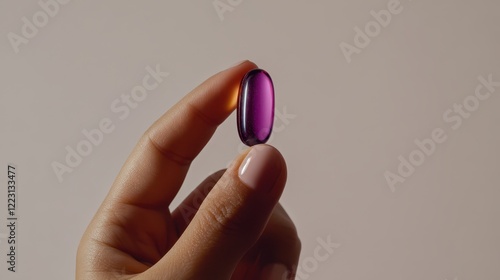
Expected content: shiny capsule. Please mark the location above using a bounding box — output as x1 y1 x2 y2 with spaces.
237 69 275 146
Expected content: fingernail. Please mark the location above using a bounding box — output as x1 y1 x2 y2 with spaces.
261 263 290 280
229 60 249 68
238 145 282 192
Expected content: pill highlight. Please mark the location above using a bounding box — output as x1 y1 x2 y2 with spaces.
237 69 275 146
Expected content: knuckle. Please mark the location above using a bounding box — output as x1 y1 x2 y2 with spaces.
202 196 248 236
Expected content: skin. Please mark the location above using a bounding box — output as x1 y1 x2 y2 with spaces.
76 61 301 280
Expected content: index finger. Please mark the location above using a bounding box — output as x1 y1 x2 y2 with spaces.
106 60 257 208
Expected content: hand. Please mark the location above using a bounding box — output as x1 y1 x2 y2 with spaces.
76 61 301 280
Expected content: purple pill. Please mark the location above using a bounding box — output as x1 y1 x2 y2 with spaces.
237 69 275 146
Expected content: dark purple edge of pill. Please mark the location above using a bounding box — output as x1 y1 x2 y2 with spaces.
237 68 275 146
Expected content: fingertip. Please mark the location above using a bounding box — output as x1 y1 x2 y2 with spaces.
237 144 287 195
155 145 288 278
185 60 259 124
228 60 257 70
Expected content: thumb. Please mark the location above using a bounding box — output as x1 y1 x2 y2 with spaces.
148 144 287 279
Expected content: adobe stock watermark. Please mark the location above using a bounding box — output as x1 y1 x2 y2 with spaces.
51 65 170 183
0 231 8 269
339 0 406 63
0 232 7 245
172 105 295 224
182 200 340 280
213 0 243 21
178 134 298 223
385 74 500 192
235 106 297 155
7 0 72 54
288 235 341 280
177 170 225 224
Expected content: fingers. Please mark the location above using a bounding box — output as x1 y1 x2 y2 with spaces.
251 204 301 279
172 169 225 234
174 184 301 280
144 145 288 279
172 173 301 279
228 204 301 280
106 61 257 208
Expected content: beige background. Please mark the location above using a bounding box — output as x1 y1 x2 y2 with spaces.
1 0 499 279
